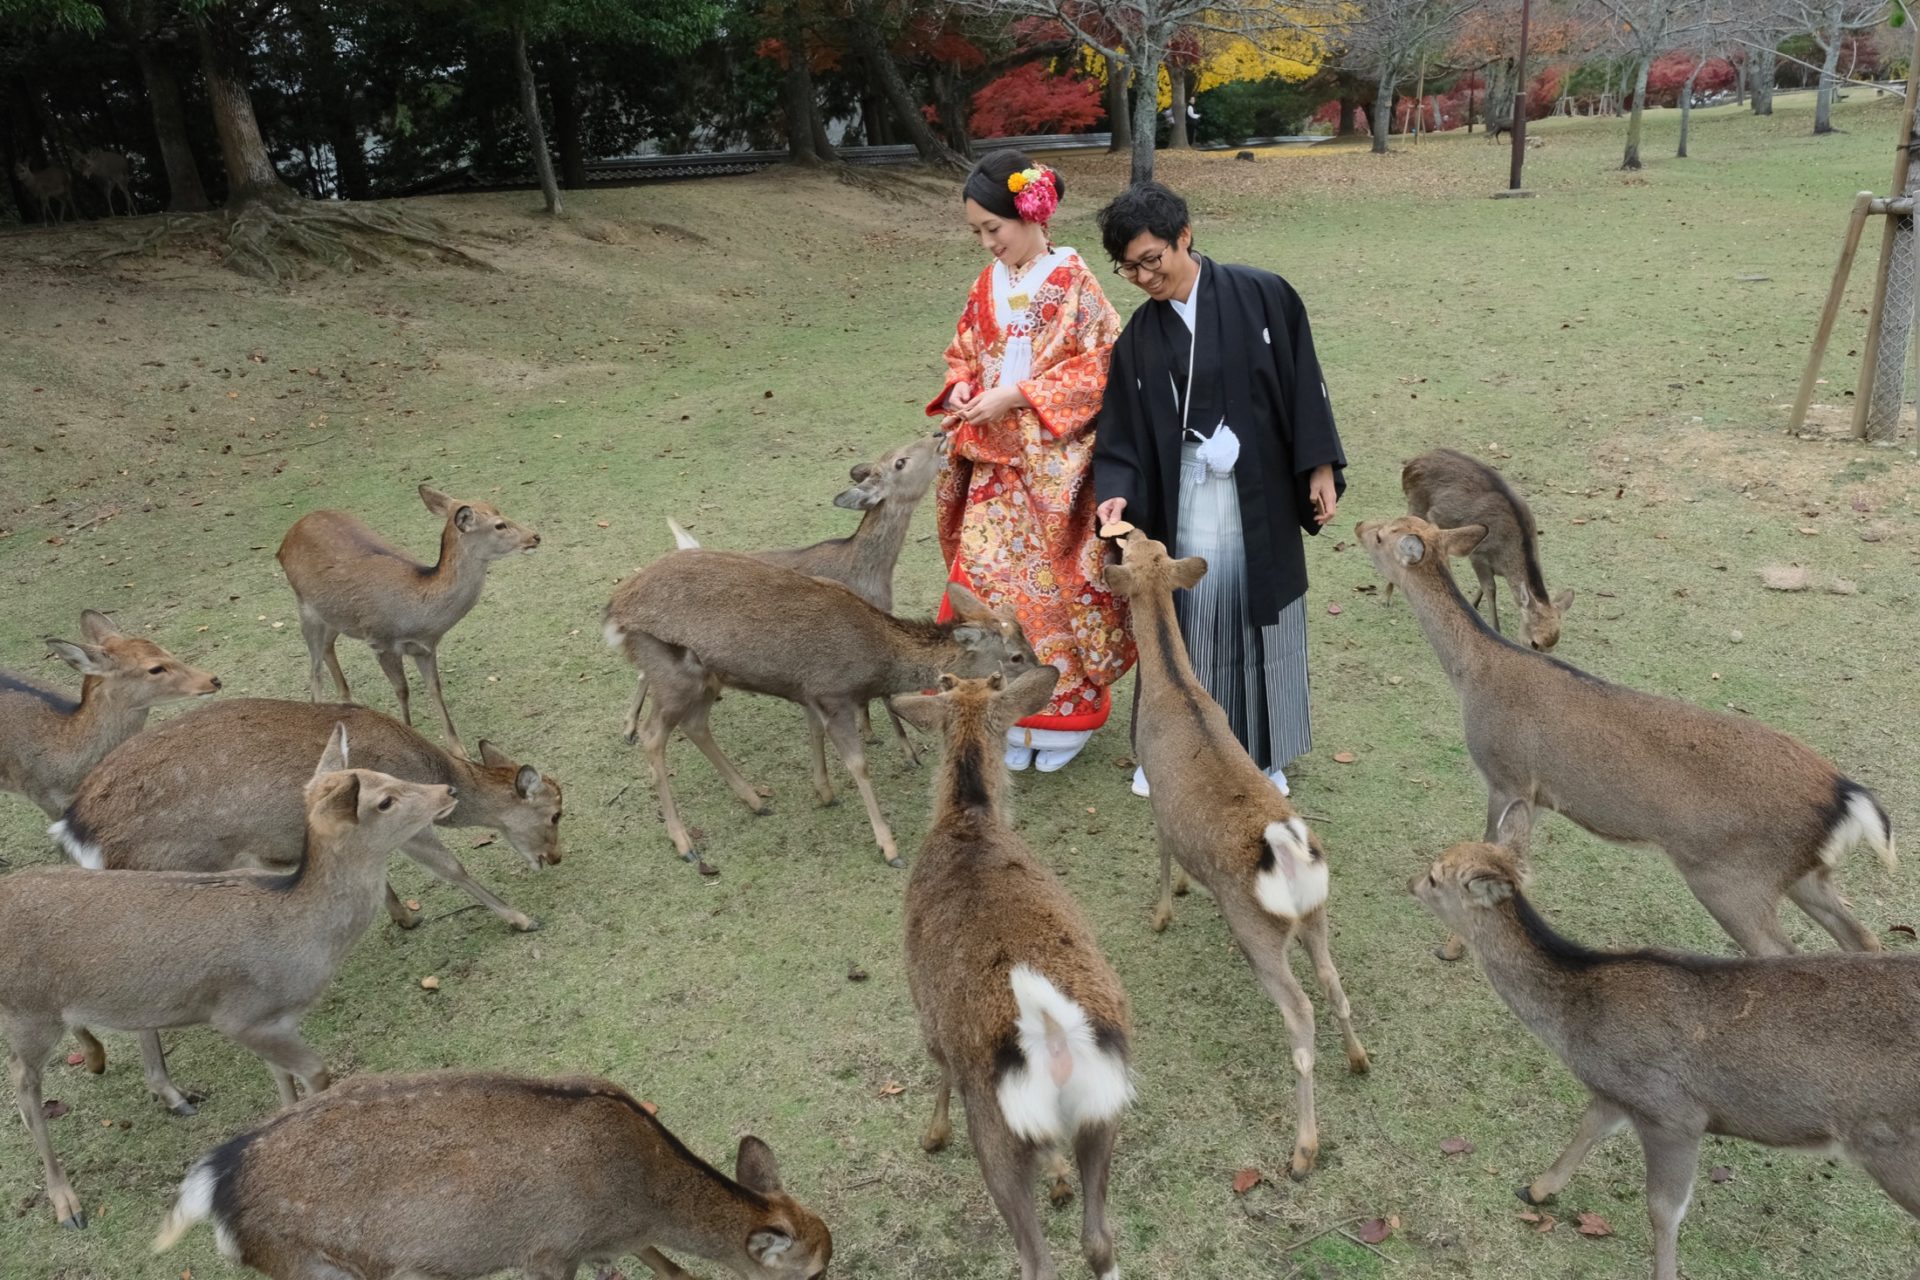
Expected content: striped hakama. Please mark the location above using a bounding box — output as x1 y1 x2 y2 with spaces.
1171 441 1312 772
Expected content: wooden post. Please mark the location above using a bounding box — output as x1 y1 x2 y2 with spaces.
1413 55 1427 143
1790 192 1877 434
1852 21 1920 437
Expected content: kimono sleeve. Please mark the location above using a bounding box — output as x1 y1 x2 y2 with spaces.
926 279 988 417
1017 262 1122 440
1091 327 1149 519
1262 274 1346 533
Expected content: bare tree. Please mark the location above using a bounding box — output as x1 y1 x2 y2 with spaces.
1780 0 1889 133
1584 0 1715 168
1339 0 1477 154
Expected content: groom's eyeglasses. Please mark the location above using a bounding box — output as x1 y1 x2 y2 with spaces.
1113 248 1169 279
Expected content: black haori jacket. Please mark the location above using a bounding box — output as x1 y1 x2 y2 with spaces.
1092 257 1347 624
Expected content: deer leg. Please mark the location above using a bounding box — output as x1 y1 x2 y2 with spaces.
680 700 768 816
1519 1094 1627 1204
804 707 836 806
921 1060 953 1153
638 692 698 863
1858 1149 1920 1217
297 612 335 702
139 1030 201 1116
1787 867 1883 952
1476 560 1501 633
636 1247 693 1278
223 1017 329 1105
1242 926 1320 1180
1633 1119 1703 1280
818 703 901 868
1684 865 1796 957
6 1019 85 1227
882 697 923 768
1074 1121 1120 1280
1300 908 1370 1073
857 700 874 741
1045 1149 1074 1207
372 645 410 725
71 1028 105 1075
621 672 649 745
383 880 424 929
970 1111 1056 1280
399 830 538 932
411 648 467 760
1151 839 1177 933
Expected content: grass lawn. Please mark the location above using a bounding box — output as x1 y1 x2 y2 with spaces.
2 89 1918 1279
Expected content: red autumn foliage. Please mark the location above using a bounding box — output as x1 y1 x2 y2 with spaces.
970 64 1105 138
1643 52 1737 107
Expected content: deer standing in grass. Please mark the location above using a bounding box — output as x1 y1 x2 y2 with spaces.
55 698 562 933
668 431 944 764
154 1071 833 1280
0 725 453 1229
0 609 220 819
604 550 1037 871
13 160 76 224
1413 824 1920 1280
1102 527 1367 1181
278 485 540 758
894 668 1132 1280
1398 448 1573 651
1357 514 1895 961
74 148 134 215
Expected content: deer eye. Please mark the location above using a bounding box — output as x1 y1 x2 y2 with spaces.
894 457 907 470
378 796 394 811
148 665 166 675
494 521 507 530
550 813 561 825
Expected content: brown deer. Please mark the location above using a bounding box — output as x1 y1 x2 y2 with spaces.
13 160 76 223
0 725 453 1229
1102 527 1368 1180
153 1070 832 1280
1412 825 1920 1280
669 431 945 763
0 609 220 819
1357 514 1895 961
73 148 134 215
278 485 540 758
54 698 562 933
1398 448 1572 651
894 668 1132 1280
603 549 1037 871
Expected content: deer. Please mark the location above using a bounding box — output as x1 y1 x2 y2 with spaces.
1412 819 1920 1280
1357 514 1896 962
0 609 221 819
73 147 134 215
1101 526 1369 1181
667 431 945 764
0 725 454 1229
892 668 1132 1280
278 485 541 759
13 159 76 224
1398 447 1573 651
604 549 1038 872
53 697 562 934
153 1070 832 1280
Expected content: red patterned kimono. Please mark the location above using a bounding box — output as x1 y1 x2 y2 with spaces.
927 247 1134 731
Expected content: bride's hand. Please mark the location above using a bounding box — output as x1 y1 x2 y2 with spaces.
947 381 974 410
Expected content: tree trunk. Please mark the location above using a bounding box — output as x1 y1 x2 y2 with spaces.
933 61 972 157
1338 96 1358 136
1129 49 1163 183
290 0 368 200
846 0 964 169
1170 65 1190 148
859 92 888 144
1371 68 1395 154
1107 59 1133 153
781 1 820 163
1734 54 1747 107
1622 56 1650 169
192 15 289 205
1677 59 1703 158
1814 26 1843 134
810 98 837 159
1756 48 1776 114
512 22 562 215
549 46 588 188
131 39 209 210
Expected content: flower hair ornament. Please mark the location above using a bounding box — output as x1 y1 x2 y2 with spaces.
1007 165 1059 224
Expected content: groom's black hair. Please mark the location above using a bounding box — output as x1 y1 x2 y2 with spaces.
1097 181 1191 262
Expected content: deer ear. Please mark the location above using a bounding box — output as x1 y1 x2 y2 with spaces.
995 665 1060 728
1465 870 1515 908
477 739 512 768
1440 524 1488 558
986 672 1005 691
79 609 121 641
944 584 992 622
1393 534 1426 566
1102 563 1135 595
453 505 480 533
889 692 946 734
46 639 109 676
735 1135 784 1194
1553 589 1575 614
514 765 541 799
746 1228 794 1263
419 485 451 516
315 722 351 776
848 461 874 483
309 772 362 824
1169 556 1208 590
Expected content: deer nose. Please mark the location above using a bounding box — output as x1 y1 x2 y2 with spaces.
446 785 459 799
208 676 223 689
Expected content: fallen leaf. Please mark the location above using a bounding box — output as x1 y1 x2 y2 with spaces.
42 1100 68 1120
1518 1209 1558 1233
1232 1167 1263 1195
847 964 869 982
1569 518 1588 525
1575 1211 1613 1237
638 1100 658 1116
1356 1217 1393 1245
472 834 496 848
1387 675 1403 686
419 976 441 991
878 1080 905 1098
1710 1166 1734 1183
1326 603 1343 616
596 520 610 528
1439 1136 1476 1156
1333 751 1357 764
1826 578 1859 596
1759 565 1811 592
1796 526 1820 537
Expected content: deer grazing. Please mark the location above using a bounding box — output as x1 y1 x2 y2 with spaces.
73 147 134 215
668 431 945 763
13 160 76 224
278 485 541 758
0 725 453 1229
1398 448 1572 651
0 609 220 819
1412 825 1920 1280
604 549 1037 871
894 668 1132 1280
1102 527 1368 1180
153 1070 833 1280
54 698 562 933
1357 514 1895 961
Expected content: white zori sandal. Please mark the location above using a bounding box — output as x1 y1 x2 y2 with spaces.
1006 726 1093 773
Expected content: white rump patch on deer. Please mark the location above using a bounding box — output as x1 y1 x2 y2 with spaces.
1254 819 1328 919
49 819 102 871
1817 790 1897 872
153 1159 237 1259
996 965 1133 1145
601 618 628 649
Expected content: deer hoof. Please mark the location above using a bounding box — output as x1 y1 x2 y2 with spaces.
1515 1184 1550 1206
1348 1048 1372 1075
58 1210 86 1231
921 1127 950 1153
511 916 542 933
170 1099 199 1118
1150 906 1173 933
885 855 906 870
1288 1150 1316 1182
1047 1177 1074 1208
696 860 720 878
1433 939 1466 963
